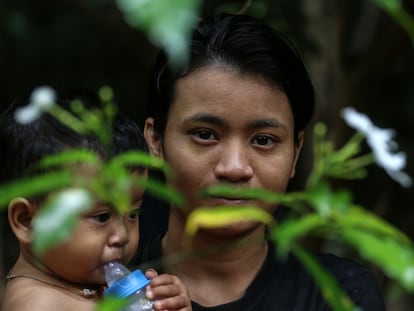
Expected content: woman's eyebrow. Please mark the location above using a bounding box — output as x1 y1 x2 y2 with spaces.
247 118 287 130
183 113 288 131
183 113 225 126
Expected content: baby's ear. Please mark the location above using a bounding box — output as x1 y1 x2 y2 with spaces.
8 197 36 243
144 117 163 157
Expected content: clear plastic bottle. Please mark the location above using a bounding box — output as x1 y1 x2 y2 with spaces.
104 261 154 311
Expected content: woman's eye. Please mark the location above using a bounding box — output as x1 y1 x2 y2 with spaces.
252 135 276 147
128 209 140 221
192 129 217 141
92 213 111 223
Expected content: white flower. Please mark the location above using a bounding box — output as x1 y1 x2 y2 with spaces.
31 86 56 110
341 107 412 188
57 188 93 212
15 86 56 124
14 106 43 124
34 188 93 230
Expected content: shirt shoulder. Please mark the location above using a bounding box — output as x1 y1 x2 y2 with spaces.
240 248 386 311
315 253 386 310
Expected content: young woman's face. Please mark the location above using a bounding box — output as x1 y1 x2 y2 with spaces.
39 185 144 285
146 66 303 236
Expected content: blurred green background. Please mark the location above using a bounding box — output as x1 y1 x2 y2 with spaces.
1 0 413 309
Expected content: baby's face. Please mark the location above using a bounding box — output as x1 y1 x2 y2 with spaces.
37 174 146 286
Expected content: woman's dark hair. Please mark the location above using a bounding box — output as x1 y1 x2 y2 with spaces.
148 13 315 138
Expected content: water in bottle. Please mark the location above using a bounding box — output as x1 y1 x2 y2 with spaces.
104 261 154 311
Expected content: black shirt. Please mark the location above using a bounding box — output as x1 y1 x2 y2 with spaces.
132 235 386 311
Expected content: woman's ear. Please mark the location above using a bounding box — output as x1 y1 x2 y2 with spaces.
144 117 163 157
8 197 36 244
290 131 304 178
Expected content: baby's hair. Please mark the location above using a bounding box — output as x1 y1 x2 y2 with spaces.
0 87 147 184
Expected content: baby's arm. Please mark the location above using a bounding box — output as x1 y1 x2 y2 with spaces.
145 270 192 311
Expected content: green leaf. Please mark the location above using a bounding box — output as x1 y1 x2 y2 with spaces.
372 0 402 12
116 0 201 67
328 132 364 163
308 123 374 185
335 206 411 245
85 161 132 212
108 151 172 176
325 154 373 180
340 228 414 291
143 178 185 208
371 0 414 43
271 214 327 255
185 205 275 241
47 105 88 134
37 149 101 169
32 188 93 255
292 246 360 311
201 184 302 204
0 171 72 208
307 182 352 216
96 296 130 311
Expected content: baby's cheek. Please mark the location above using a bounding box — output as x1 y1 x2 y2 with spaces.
124 239 139 263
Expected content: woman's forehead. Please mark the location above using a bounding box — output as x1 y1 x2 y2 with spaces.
169 66 293 126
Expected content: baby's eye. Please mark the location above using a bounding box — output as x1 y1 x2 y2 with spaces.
252 135 276 147
91 212 111 223
128 208 140 221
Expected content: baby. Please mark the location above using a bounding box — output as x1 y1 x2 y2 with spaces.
0 87 191 311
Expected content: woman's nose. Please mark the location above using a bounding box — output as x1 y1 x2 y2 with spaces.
214 141 253 183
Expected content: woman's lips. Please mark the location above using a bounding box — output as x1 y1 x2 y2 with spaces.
204 197 253 206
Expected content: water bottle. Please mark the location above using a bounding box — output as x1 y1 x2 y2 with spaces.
104 261 154 311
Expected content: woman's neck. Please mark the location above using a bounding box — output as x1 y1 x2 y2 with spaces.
161 209 269 306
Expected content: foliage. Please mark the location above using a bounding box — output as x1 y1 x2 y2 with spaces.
292 245 361 311
184 205 275 245
4 92 412 311
371 0 414 43
0 88 183 256
116 0 202 68
96 296 130 311
1 1 414 310
187 120 413 311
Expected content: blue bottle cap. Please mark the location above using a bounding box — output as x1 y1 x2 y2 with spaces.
104 269 151 298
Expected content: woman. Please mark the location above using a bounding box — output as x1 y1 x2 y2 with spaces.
134 13 386 310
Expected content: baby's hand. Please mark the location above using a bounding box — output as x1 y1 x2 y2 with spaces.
145 269 192 311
